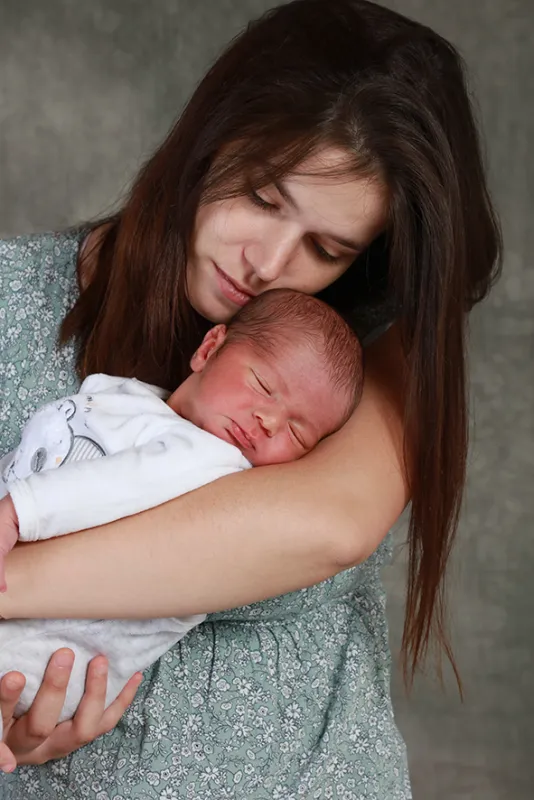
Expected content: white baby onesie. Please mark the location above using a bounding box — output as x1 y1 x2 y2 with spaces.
0 374 250 732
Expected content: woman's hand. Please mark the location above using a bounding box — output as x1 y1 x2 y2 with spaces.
0 649 142 771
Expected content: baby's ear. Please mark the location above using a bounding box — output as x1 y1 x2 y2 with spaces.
190 324 227 372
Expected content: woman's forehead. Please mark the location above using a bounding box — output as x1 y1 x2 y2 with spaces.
282 166 389 239
292 145 360 177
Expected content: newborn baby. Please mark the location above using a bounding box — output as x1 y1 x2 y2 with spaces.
0 288 362 728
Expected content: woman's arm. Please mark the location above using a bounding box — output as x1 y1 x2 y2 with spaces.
0 325 409 621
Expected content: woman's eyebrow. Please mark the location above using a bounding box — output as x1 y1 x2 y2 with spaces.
326 234 364 253
273 178 364 253
273 178 299 209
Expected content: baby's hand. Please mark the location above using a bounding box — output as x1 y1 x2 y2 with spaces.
0 495 19 593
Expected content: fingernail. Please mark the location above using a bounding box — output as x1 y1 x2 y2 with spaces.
5 676 22 690
0 763 15 773
54 651 74 668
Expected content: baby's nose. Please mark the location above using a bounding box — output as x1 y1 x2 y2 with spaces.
254 408 281 437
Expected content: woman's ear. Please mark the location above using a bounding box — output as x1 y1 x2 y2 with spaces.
190 324 227 373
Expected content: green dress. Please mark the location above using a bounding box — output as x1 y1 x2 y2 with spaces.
0 231 411 799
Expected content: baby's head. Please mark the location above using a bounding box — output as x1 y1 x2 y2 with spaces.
168 289 363 466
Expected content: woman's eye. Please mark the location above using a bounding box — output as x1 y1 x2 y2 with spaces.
312 240 342 264
248 188 278 213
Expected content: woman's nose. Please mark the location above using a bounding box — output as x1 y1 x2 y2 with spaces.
244 224 299 283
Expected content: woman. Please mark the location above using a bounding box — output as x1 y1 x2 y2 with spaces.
0 0 501 797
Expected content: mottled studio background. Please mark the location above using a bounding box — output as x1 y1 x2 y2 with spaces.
0 1 532 798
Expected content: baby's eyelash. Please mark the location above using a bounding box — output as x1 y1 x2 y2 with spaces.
289 424 305 448
254 371 271 395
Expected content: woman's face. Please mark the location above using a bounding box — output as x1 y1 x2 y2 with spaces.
187 148 388 322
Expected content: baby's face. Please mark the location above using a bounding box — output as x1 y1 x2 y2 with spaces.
183 337 350 466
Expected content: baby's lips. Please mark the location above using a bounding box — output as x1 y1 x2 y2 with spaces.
230 420 254 450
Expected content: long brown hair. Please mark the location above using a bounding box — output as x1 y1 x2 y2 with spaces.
62 0 502 683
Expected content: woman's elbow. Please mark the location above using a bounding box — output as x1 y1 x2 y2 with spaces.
323 505 399 571
315 507 366 570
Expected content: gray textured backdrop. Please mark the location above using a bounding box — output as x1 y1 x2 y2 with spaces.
1 2 532 798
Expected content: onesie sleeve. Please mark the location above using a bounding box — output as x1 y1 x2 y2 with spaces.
8 420 251 541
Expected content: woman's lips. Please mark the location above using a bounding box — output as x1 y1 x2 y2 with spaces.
228 420 254 450
214 263 255 307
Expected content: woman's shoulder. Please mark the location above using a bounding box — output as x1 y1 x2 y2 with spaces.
0 228 86 288
0 227 86 334
0 229 85 451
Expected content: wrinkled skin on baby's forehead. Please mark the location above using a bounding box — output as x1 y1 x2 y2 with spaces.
251 330 332 374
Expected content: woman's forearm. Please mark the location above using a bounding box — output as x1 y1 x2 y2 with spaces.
1 326 409 621
2 462 352 619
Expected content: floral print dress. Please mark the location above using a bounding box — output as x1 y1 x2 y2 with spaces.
0 231 411 799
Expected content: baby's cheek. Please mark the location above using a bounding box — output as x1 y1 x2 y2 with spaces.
272 440 299 466
252 441 278 467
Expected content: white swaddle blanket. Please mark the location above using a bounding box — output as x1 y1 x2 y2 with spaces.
0 374 250 735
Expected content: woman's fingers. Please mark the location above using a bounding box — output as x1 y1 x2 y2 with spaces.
68 656 109 745
100 672 143 734
0 671 26 734
17 667 143 766
0 742 17 773
3 653 142 768
0 672 26 772
71 659 142 743
6 648 74 755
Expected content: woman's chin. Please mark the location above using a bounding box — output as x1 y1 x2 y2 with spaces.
196 294 237 324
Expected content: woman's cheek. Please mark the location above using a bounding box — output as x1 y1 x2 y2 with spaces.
215 199 252 242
